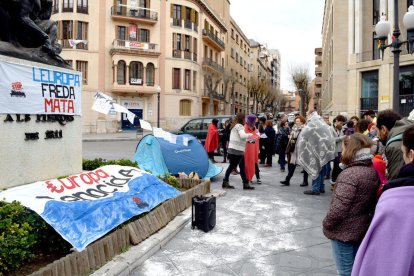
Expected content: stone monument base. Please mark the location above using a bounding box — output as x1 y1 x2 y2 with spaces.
0 56 82 189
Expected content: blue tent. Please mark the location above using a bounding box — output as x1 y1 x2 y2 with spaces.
133 134 222 179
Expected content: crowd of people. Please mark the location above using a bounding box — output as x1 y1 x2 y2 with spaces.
203 108 414 275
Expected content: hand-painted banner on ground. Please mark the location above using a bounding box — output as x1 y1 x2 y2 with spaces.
0 165 181 251
0 60 82 115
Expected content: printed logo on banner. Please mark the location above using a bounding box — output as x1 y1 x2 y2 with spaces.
10 82 26 98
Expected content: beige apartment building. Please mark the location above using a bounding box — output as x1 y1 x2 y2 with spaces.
51 0 275 132
322 0 414 117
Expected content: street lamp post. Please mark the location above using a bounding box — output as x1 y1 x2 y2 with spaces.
375 3 414 115
156 85 161 128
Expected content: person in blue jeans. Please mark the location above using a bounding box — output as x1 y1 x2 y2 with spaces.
308 163 328 195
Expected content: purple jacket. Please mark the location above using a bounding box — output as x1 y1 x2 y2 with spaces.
352 186 414 276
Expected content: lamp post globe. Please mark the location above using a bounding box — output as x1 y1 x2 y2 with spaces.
403 5 414 31
375 16 391 40
156 86 161 128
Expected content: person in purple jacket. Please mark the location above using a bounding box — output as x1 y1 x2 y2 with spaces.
352 125 414 276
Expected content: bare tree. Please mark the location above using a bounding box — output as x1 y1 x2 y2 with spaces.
223 71 236 114
203 72 222 115
248 77 267 114
290 64 312 116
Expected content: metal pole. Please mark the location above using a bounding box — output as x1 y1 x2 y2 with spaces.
392 0 401 114
157 91 160 128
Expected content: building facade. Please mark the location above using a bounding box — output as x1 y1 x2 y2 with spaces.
52 0 276 132
322 0 414 117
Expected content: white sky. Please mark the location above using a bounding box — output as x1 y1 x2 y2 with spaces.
230 0 325 91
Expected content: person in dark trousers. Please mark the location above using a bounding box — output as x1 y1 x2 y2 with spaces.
275 120 289 171
330 115 346 187
280 116 308 186
221 119 231 163
222 113 254 190
258 116 267 164
376 109 414 180
264 120 276 167
204 118 219 163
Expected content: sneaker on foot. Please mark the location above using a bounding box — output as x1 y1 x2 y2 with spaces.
300 182 309 187
256 179 262 184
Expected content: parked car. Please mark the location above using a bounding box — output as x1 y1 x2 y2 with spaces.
171 115 234 144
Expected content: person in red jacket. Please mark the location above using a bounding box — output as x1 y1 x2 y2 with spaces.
204 118 219 163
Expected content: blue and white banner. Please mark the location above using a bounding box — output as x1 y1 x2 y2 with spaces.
0 165 181 251
0 60 82 115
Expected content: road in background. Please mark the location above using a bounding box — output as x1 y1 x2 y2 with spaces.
82 140 139 160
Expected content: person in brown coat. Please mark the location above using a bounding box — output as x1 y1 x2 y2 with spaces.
323 133 380 276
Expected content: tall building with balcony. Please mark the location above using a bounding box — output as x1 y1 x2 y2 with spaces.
52 0 274 132
314 47 322 113
321 0 349 116
227 17 251 115
268 49 281 90
322 0 414 117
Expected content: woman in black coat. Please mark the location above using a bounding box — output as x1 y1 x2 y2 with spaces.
264 120 276 167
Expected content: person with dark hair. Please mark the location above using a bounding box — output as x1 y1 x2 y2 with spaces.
280 116 308 186
275 120 289 171
363 110 376 123
244 115 261 185
264 120 276 167
330 115 347 187
352 125 414 276
204 118 219 163
355 119 370 135
376 109 413 180
258 116 267 164
222 113 254 190
323 134 380 276
350 116 359 125
344 120 355 136
221 119 231 163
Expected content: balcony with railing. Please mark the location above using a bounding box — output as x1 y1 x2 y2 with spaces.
315 76 322 86
172 49 182 58
77 5 88 14
184 20 192 30
202 58 224 74
61 39 88 50
315 66 322 76
172 18 182 27
111 39 160 56
193 53 197 62
183 51 192 60
202 29 225 51
111 5 158 24
202 89 226 101
62 4 73 12
315 55 322 65
360 97 378 115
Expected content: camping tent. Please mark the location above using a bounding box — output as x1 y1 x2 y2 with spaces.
133 134 222 179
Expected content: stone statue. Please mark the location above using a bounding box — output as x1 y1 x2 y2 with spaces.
0 0 69 68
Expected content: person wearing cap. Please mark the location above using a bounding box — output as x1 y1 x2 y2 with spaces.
204 118 219 163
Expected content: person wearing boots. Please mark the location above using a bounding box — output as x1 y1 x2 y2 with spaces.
221 119 231 163
264 120 276 167
204 118 219 163
280 116 308 186
222 113 254 190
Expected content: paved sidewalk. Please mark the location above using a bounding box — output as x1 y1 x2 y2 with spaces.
132 162 336 276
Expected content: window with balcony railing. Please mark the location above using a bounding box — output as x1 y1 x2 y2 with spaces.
63 0 74 12
129 61 144 85
361 70 378 114
77 0 88 14
172 4 182 26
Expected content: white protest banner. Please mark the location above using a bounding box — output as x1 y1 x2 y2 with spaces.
0 60 82 115
113 103 136 124
91 92 112 114
0 165 181 251
139 119 152 131
183 136 189 146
